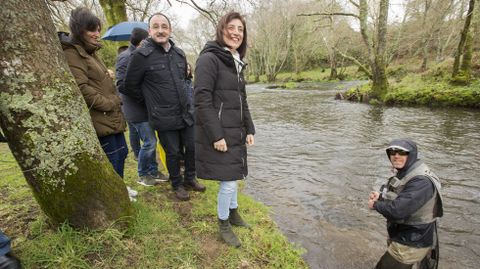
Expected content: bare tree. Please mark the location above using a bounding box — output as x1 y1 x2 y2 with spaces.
0 0 133 229
299 0 390 99
452 0 476 82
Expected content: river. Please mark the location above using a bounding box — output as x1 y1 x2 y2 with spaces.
244 82 480 269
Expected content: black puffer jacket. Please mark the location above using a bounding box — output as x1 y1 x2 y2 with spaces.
374 139 436 248
122 39 193 131
194 41 255 181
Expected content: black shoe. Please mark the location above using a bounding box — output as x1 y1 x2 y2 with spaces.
184 179 206 192
0 252 21 269
174 186 190 201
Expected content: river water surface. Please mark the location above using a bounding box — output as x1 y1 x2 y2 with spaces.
243 82 480 269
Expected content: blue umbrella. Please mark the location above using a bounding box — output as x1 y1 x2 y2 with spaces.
101 21 148 41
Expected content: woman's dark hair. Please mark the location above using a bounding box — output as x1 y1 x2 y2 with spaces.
186 63 193 79
69 7 101 45
215 12 247 59
130 28 148 46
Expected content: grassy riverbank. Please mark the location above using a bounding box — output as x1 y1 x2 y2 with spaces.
344 59 480 108
250 58 480 108
0 142 307 268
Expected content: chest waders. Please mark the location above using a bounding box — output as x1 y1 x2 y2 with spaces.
381 162 444 269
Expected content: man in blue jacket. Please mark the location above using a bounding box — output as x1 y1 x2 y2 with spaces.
123 13 205 201
369 139 443 269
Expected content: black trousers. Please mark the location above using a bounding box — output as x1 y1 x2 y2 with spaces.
158 126 195 189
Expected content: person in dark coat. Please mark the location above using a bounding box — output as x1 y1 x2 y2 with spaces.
194 11 255 247
115 28 167 187
368 139 443 269
62 8 129 184
123 13 205 201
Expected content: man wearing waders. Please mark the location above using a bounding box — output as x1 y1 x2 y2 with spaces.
368 139 443 269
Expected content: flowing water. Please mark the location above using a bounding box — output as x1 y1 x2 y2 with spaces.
244 82 480 269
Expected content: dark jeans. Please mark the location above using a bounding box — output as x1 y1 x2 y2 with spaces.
99 133 128 178
375 251 413 269
127 123 140 158
158 126 195 189
129 122 158 177
0 231 11 256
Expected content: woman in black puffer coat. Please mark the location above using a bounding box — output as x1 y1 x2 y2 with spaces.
194 12 255 247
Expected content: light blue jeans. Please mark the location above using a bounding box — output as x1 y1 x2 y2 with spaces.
218 181 238 220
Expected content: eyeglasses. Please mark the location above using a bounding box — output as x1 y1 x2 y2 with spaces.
387 149 409 156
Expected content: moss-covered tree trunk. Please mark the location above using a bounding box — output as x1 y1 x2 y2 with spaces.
370 0 390 99
99 0 128 29
0 0 133 229
452 0 476 78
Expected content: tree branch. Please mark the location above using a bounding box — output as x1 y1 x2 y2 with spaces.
297 12 359 19
333 48 373 79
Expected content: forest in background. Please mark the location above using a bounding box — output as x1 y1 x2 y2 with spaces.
50 0 480 104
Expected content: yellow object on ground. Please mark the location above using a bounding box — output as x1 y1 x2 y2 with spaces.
156 134 168 173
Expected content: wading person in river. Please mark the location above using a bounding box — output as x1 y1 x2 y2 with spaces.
194 12 255 247
368 139 443 269
62 8 130 197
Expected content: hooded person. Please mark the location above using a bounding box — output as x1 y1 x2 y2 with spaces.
368 139 443 269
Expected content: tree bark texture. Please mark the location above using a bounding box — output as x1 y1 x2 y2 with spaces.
99 0 128 29
371 0 390 98
452 0 476 77
0 0 133 229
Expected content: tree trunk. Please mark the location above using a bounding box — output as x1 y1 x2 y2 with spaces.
0 0 133 229
458 32 474 82
371 0 390 99
99 0 128 29
452 0 476 77
420 0 431 71
329 52 338 80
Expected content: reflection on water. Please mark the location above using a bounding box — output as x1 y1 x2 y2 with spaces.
244 83 480 269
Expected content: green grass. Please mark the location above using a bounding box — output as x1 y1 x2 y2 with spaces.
247 66 368 84
342 59 480 108
0 142 307 268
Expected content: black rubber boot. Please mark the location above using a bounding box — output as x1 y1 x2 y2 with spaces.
229 208 251 228
218 219 241 247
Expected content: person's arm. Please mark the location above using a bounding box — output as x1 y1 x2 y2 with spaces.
64 49 120 112
194 53 224 145
240 78 255 137
374 177 434 220
115 52 129 93
123 51 145 103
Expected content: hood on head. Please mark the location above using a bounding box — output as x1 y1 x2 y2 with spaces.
199 41 235 67
386 138 419 176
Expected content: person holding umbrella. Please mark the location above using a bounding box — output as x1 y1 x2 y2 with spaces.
62 8 131 198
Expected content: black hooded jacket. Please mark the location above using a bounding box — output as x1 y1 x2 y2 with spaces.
122 38 193 131
194 41 255 181
374 139 436 248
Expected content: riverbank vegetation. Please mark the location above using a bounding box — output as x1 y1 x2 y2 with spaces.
0 143 307 268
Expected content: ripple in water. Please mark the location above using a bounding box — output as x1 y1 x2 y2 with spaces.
244 83 480 269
